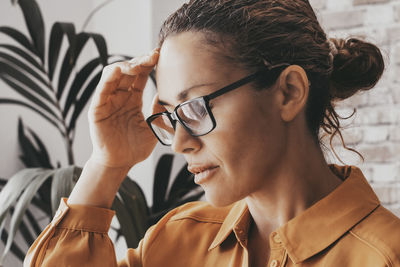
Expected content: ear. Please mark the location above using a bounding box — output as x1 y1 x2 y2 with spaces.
276 65 309 122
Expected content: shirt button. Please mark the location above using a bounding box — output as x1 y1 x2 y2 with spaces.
272 233 282 244
235 228 244 235
270 259 279 267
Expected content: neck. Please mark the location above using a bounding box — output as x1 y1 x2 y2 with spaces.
245 132 343 243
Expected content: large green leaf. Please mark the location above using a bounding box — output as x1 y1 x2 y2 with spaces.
112 196 141 249
167 163 198 204
1 169 55 262
72 32 108 65
0 44 45 73
56 32 108 101
18 117 43 168
36 178 52 211
0 98 61 131
25 209 42 237
53 33 93 101
30 195 52 217
63 57 102 117
0 51 50 88
0 74 58 121
56 49 75 100
26 127 53 169
9 207 35 246
118 190 146 244
18 0 45 62
18 118 53 169
0 168 47 225
48 22 76 81
119 178 149 238
152 154 174 213
121 178 149 216
0 228 25 262
0 26 35 54
50 166 78 215
67 71 102 133
83 33 108 66
0 61 54 105
0 178 41 257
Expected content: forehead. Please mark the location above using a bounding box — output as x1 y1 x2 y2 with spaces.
155 32 237 106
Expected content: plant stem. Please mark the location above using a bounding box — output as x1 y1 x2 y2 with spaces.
81 0 116 32
66 137 75 165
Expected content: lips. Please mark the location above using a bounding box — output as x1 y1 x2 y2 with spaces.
188 165 219 174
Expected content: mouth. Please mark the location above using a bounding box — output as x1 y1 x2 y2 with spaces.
188 166 219 184
188 165 219 175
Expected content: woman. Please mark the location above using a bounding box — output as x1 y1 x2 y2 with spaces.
25 0 400 266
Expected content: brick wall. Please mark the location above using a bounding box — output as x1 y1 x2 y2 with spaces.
310 0 400 216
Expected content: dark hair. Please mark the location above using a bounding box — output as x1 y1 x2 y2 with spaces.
158 0 384 160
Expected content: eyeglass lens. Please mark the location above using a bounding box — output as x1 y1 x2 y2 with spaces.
150 98 214 145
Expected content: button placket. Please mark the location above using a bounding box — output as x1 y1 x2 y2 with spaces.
270 259 279 267
234 227 247 248
267 232 285 267
272 233 282 244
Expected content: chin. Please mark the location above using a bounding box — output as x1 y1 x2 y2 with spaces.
203 189 239 207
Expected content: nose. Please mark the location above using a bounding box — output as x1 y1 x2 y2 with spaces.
171 122 201 154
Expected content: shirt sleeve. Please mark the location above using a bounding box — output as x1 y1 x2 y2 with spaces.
23 198 144 267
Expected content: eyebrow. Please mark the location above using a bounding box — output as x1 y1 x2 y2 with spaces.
158 83 217 106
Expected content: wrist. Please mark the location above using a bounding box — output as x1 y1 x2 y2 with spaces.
86 155 132 175
68 157 133 208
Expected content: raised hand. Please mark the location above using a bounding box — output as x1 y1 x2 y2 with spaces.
88 48 160 169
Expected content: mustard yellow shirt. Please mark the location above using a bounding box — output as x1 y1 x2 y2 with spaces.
24 165 400 266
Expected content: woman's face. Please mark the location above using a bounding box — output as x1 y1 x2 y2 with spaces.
155 31 288 207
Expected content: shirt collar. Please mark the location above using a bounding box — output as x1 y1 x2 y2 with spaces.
208 165 381 263
208 198 250 251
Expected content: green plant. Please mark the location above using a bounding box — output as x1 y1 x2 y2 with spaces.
113 154 204 248
0 0 202 264
0 1 112 165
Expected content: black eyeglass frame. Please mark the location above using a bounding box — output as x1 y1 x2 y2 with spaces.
146 63 290 146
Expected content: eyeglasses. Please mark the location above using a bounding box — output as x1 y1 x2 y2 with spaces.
146 63 289 146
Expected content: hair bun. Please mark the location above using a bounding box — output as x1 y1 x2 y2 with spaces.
329 37 385 100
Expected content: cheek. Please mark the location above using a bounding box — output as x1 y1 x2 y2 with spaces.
205 98 285 177
199 103 287 204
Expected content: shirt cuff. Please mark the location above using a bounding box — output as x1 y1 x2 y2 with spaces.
54 198 115 233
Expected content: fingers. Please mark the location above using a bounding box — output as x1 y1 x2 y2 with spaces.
96 65 123 103
99 47 159 85
123 48 160 75
94 48 160 105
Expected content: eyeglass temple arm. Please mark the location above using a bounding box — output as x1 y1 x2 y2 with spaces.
205 63 290 101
